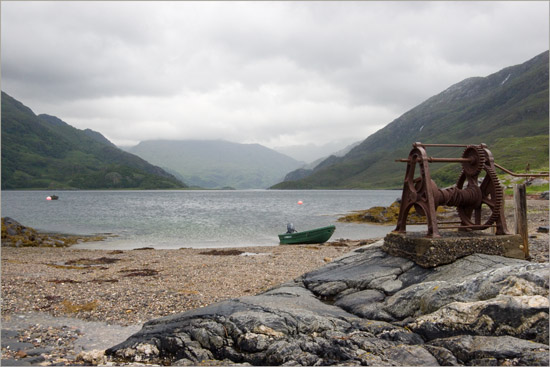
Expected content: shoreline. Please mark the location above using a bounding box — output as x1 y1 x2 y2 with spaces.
2 198 548 365
1 240 373 365
2 241 373 326
2 199 548 325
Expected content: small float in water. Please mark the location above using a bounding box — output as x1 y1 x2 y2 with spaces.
46 195 59 201
278 224 335 245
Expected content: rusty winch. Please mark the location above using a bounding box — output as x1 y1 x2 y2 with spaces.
394 142 508 237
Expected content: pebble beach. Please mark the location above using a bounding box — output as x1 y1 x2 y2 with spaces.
1 198 548 365
1 240 373 365
1 242 370 327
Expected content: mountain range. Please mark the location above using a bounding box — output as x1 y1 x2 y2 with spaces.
1 92 186 190
124 140 304 189
272 50 549 189
3 51 547 191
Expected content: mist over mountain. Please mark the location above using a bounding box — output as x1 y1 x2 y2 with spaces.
281 141 362 182
273 51 549 189
273 140 359 164
125 140 304 189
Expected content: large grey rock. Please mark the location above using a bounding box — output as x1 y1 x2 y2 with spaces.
429 335 549 365
383 257 548 320
106 242 549 366
408 295 549 343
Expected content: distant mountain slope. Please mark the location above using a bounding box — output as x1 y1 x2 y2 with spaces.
282 141 361 182
273 140 359 164
1 92 186 189
272 51 549 189
126 140 304 189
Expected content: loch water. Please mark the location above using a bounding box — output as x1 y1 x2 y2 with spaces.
1 190 402 249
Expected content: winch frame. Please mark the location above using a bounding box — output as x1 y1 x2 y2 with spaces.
394 142 508 237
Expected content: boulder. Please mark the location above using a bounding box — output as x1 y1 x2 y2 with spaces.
106 241 549 366
1 217 39 247
528 179 549 187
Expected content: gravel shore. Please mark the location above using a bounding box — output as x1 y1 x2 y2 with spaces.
1 198 547 365
1 241 368 327
1 239 373 365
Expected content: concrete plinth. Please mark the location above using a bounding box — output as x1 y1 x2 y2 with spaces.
383 231 525 268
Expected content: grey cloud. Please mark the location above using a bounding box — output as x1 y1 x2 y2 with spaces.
1 1 548 148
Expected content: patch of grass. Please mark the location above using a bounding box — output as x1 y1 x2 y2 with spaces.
491 135 549 173
503 179 549 196
61 299 99 313
527 183 549 193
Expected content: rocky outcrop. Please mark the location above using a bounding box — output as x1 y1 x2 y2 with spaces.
106 242 549 366
337 200 449 225
1 217 106 247
2 217 42 246
337 200 416 224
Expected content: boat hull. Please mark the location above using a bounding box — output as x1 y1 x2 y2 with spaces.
278 225 336 245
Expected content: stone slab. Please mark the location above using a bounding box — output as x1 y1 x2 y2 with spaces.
105 244 548 366
382 231 525 268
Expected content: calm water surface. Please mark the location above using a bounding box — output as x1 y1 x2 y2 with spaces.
1 190 402 249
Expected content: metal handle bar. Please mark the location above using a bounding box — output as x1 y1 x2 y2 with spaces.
494 163 549 178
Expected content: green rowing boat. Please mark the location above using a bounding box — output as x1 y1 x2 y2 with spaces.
278 225 336 245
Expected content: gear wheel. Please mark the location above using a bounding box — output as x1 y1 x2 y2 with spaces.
461 145 485 177
456 150 503 230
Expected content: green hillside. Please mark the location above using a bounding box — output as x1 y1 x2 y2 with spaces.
1 92 187 190
126 140 303 189
272 51 549 189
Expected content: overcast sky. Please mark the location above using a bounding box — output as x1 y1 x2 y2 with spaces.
1 1 548 156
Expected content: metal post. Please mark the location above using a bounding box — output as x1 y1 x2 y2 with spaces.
514 184 529 258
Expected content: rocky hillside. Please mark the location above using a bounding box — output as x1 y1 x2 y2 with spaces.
1 92 186 190
273 51 549 189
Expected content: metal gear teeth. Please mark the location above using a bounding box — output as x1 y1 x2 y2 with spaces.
484 164 503 225
460 145 485 177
